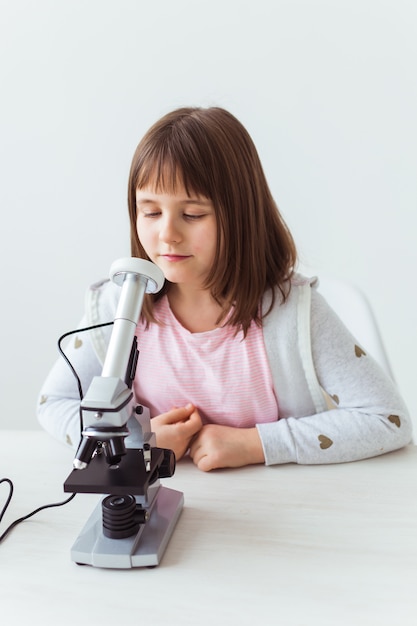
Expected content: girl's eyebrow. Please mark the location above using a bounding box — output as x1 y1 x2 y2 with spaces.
136 198 157 205
136 196 211 207
181 198 212 206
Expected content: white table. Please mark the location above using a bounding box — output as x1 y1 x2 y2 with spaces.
1 431 416 626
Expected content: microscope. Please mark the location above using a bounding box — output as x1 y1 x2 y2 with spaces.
64 258 184 568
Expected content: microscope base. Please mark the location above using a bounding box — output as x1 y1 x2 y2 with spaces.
70 486 184 568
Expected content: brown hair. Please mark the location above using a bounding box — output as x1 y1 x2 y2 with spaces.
127 106 297 334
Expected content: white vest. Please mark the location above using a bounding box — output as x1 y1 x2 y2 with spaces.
262 278 329 419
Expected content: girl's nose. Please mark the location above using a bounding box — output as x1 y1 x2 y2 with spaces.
159 217 182 244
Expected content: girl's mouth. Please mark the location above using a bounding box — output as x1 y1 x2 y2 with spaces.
161 254 191 262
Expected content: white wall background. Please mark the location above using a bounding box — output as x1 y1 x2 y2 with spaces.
0 0 416 431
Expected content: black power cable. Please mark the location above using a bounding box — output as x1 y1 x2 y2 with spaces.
0 479 76 543
0 321 113 544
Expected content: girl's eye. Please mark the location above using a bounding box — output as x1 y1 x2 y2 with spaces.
184 213 205 220
143 212 161 218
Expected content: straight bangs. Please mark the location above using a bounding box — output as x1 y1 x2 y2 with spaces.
132 125 215 202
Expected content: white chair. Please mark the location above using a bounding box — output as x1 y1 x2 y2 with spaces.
314 275 394 380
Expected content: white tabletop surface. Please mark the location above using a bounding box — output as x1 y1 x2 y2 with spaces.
1 430 416 626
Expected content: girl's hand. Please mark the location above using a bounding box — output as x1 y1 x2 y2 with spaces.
189 424 265 472
151 404 202 461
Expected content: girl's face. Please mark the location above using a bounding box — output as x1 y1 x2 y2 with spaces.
136 182 217 292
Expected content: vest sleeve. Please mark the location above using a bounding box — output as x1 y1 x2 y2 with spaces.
258 287 413 465
36 280 118 448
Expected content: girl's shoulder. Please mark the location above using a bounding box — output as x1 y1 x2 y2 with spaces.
262 272 319 314
86 278 120 323
84 278 121 365
290 272 319 288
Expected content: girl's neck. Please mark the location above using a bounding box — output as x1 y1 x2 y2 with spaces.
167 285 226 333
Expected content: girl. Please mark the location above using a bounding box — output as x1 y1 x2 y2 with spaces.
37 106 412 471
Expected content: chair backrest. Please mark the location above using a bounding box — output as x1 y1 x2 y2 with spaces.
315 275 394 380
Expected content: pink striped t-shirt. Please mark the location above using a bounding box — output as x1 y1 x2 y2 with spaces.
133 296 278 427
